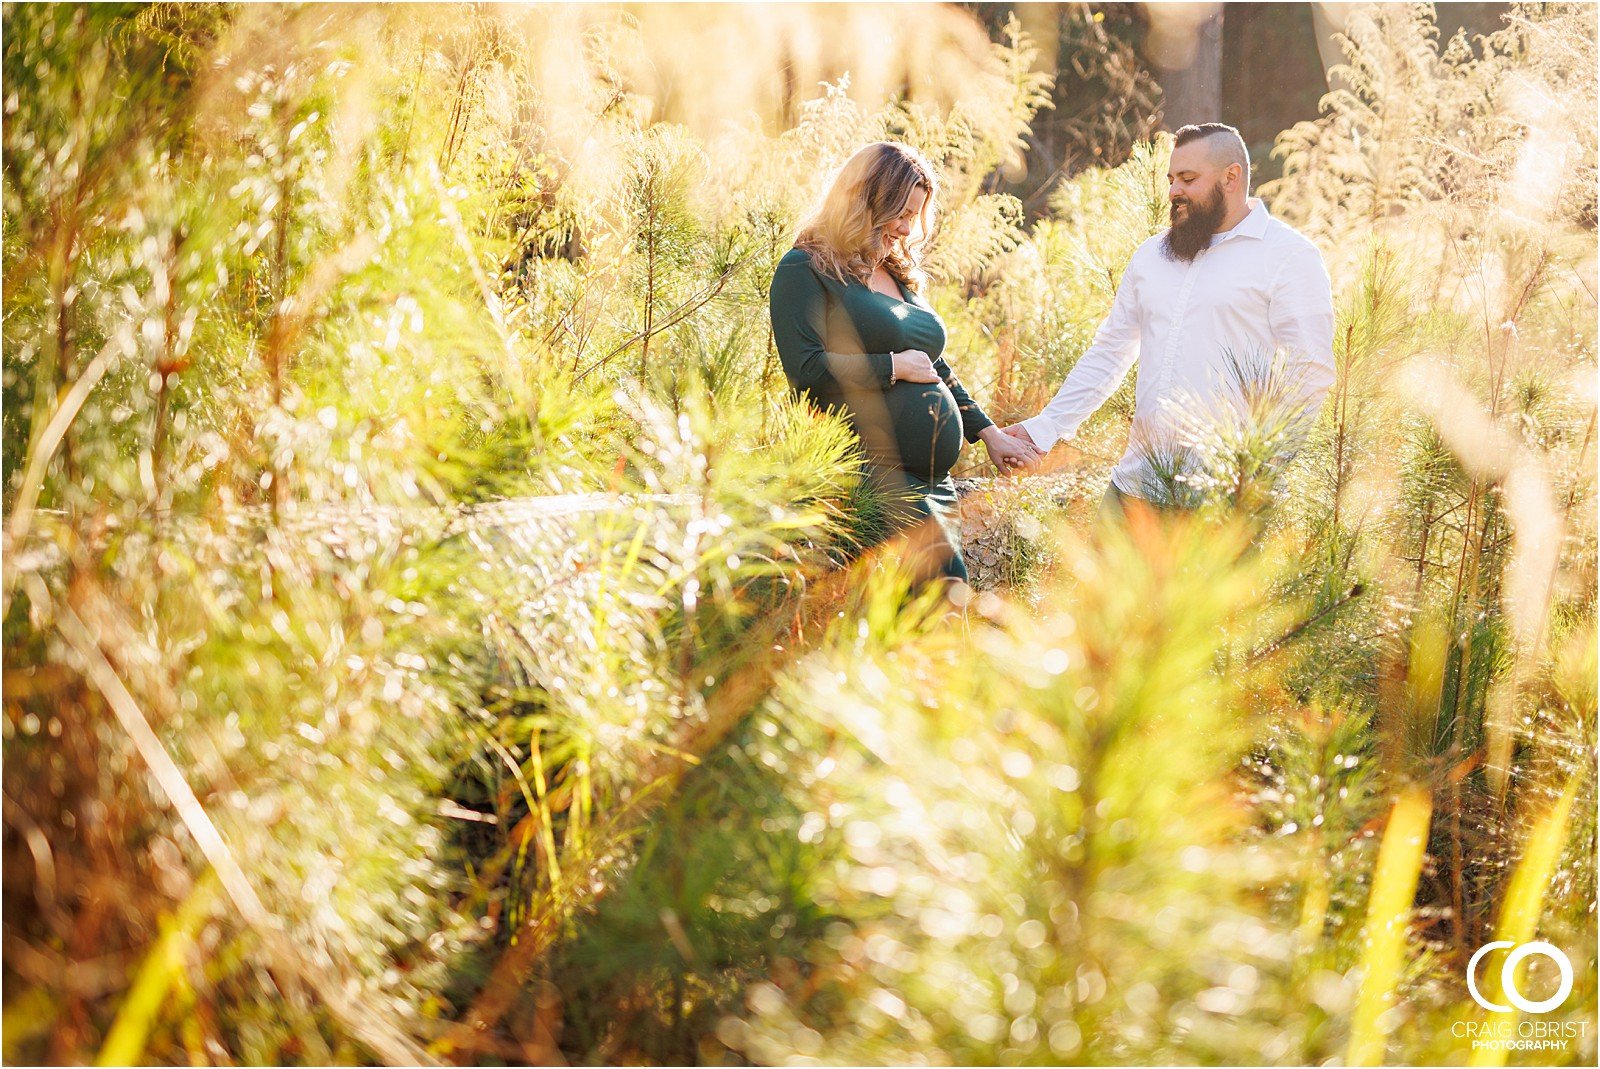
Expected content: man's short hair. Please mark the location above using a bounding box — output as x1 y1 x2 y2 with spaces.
1174 123 1250 192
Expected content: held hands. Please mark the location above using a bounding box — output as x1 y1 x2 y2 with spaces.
890 349 939 384
981 424 1044 476
1001 425 1041 451
885 351 1046 477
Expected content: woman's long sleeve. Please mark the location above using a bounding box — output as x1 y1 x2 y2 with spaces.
933 356 995 444
769 259 895 392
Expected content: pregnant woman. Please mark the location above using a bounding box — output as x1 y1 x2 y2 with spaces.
769 141 1040 585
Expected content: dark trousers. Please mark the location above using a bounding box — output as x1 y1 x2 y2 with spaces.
1098 482 1138 521
1098 482 1181 522
868 465 969 584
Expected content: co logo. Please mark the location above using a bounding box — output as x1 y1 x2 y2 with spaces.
1467 941 1573 1014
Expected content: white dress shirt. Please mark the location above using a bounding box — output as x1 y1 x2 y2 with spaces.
1021 197 1336 498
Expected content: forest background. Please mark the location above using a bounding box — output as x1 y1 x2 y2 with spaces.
2 3 1596 1067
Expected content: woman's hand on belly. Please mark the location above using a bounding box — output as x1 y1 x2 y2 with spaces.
891 349 939 384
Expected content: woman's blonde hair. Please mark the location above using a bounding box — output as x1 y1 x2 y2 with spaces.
795 141 938 295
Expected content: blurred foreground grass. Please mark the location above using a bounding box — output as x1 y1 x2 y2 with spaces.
2 3 1595 1065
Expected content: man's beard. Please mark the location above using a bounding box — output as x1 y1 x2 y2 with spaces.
1163 184 1228 263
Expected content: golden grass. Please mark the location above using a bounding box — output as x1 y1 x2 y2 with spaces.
1347 785 1434 1067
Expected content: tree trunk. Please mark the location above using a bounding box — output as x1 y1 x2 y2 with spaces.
1148 3 1224 131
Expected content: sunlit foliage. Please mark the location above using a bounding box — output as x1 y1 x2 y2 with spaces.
2 3 1594 1067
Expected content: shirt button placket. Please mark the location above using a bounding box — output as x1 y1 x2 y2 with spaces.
1159 251 1202 395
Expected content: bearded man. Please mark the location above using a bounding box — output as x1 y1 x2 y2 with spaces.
1004 123 1336 513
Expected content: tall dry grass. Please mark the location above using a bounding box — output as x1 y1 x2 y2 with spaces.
2 3 1594 1066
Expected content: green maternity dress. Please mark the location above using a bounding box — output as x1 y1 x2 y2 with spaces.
768 246 994 583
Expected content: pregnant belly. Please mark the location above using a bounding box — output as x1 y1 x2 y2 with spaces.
858 380 963 479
